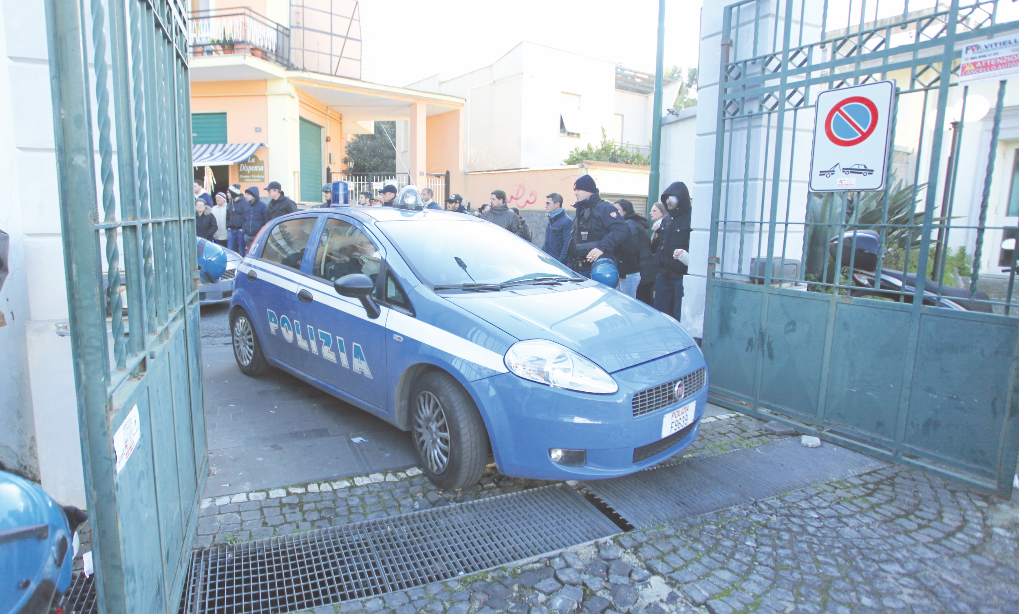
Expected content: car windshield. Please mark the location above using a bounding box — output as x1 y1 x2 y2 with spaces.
377 219 577 288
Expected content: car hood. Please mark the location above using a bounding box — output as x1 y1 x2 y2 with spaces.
444 285 695 373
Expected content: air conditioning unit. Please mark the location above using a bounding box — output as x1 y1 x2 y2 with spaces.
749 258 801 284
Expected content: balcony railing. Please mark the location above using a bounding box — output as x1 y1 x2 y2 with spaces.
189 8 291 68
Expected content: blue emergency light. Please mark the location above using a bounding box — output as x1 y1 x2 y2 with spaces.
331 180 350 207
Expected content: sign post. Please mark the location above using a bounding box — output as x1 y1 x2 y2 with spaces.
809 80 895 192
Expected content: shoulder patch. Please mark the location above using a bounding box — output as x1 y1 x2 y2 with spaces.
610 211 618 218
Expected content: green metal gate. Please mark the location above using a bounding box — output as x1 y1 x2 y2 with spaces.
300 117 323 202
705 0 1019 498
46 0 206 609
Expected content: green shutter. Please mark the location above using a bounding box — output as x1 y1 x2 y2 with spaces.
299 117 323 202
191 112 228 145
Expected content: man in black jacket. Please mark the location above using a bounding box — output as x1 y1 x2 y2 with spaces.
266 180 297 221
654 181 692 321
567 175 627 280
226 184 246 253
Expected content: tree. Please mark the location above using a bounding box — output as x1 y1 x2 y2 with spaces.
674 67 698 110
562 128 652 166
342 121 397 173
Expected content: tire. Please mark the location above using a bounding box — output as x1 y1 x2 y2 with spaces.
410 371 489 490
231 309 270 376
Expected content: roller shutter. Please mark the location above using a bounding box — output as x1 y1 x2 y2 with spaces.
299 118 323 202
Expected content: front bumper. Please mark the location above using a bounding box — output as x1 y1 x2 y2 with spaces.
469 347 708 480
199 274 236 305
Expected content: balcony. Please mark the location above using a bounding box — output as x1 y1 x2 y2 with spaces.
189 8 291 69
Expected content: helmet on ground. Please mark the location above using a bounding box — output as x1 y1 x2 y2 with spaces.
590 257 618 288
395 185 425 210
197 238 228 282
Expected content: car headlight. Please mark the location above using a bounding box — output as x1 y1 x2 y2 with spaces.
504 340 618 394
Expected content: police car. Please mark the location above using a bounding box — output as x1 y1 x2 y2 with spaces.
229 186 708 490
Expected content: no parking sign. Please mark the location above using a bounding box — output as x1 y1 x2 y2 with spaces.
809 80 895 192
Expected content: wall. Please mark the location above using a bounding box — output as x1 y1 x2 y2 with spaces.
1 0 85 507
267 78 301 196
467 75 524 171
426 109 462 174
191 79 270 189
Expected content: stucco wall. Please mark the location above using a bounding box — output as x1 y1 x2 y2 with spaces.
191 80 270 189
426 109 462 174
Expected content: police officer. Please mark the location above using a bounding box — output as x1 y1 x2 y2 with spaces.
567 175 627 279
445 193 468 213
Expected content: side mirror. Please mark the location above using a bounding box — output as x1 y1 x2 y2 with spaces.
334 274 381 319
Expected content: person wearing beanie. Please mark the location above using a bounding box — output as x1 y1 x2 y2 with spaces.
654 181 693 321
266 180 297 221
241 185 268 250
380 184 398 206
210 192 229 247
226 186 247 254
481 189 524 236
566 174 627 281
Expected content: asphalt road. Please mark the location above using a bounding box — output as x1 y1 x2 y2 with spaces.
200 301 231 339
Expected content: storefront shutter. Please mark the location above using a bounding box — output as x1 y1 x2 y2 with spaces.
299 117 323 202
192 112 228 145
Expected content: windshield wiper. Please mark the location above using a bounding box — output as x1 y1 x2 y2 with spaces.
433 283 502 292
500 276 586 288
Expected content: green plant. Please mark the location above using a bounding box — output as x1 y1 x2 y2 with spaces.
342 121 397 173
883 245 973 287
562 128 652 166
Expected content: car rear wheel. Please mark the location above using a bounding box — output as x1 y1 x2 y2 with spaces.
231 310 269 376
411 371 488 490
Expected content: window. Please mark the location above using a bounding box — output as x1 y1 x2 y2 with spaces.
560 92 581 137
260 217 318 271
612 114 624 144
311 218 383 284
374 270 412 312
1008 151 1019 217
1000 228 1018 268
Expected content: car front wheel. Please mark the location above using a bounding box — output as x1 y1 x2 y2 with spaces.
411 371 488 490
231 310 270 376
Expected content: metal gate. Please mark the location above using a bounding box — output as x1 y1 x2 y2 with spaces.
46 0 206 609
704 0 1019 498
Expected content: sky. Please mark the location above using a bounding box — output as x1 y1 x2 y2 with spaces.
358 0 704 88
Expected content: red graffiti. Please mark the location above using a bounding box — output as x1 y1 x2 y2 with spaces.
506 184 538 209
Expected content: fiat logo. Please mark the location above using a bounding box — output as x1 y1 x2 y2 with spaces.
674 380 685 400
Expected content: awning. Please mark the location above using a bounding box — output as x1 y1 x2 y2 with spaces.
192 143 264 166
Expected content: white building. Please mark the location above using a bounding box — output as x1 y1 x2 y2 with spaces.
404 42 680 172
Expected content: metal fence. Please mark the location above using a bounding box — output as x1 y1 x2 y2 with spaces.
703 0 1019 498
189 8 291 67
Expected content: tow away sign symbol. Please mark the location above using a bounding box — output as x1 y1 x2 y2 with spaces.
809 80 895 192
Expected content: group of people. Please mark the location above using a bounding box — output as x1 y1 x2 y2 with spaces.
533 174 692 323
194 180 297 255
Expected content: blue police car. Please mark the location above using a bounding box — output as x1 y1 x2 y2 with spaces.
229 186 708 490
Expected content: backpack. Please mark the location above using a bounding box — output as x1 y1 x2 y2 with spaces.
516 215 533 243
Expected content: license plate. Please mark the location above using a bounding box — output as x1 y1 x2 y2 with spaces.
662 401 696 439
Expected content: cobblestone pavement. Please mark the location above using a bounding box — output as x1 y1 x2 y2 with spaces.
193 412 1019 614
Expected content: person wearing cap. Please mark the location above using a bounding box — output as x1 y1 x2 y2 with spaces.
379 184 398 206
241 186 268 249
567 174 627 280
481 190 523 236
210 192 229 246
542 192 573 265
445 193 467 214
226 185 246 253
654 181 693 322
421 188 442 210
266 180 297 221
321 184 333 206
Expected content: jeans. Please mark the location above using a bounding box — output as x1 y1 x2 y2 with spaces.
617 272 641 298
654 272 684 322
228 229 245 255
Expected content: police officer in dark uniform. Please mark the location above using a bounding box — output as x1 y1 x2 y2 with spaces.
567 174 627 279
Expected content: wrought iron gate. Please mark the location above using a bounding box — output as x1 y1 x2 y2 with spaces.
46 0 206 609
704 0 1019 498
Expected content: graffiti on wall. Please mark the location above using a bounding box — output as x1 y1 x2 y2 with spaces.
506 184 538 209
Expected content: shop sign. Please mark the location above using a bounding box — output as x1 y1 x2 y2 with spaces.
239 155 265 182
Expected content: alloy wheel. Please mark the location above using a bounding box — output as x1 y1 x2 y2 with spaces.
233 316 254 366
413 391 451 474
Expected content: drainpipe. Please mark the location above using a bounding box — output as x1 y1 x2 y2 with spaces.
647 0 666 227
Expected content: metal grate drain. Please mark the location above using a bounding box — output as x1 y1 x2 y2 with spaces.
61 572 96 614
178 483 617 613
584 437 889 529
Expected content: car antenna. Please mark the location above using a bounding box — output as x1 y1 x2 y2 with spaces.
454 257 476 282
378 123 413 180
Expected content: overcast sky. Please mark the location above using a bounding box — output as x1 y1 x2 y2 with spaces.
358 0 704 87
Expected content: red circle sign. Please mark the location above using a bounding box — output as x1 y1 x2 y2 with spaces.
825 96 879 147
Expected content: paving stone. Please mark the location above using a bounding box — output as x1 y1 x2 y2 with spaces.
535 577 561 594
561 552 584 569
610 584 639 608
583 595 611 613
608 560 631 577
682 582 711 606
546 594 576 613
599 542 620 560
560 585 583 603
555 567 583 585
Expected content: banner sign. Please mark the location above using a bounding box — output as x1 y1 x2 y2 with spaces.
961 33 1019 85
239 154 265 182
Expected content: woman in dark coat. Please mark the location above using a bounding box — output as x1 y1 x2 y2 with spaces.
195 198 218 241
654 183 692 322
638 201 669 305
612 199 653 299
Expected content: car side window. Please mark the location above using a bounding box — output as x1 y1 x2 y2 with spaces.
260 217 317 271
312 218 383 284
375 270 412 312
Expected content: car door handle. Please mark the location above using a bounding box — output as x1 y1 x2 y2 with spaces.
247 270 257 281
297 289 314 303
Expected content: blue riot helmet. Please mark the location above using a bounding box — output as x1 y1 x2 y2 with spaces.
0 470 86 614
197 238 228 282
590 257 619 288
394 185 424 210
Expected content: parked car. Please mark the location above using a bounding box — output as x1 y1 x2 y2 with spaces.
198 242 241 306
843 164 874 176
228 189 709 490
